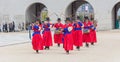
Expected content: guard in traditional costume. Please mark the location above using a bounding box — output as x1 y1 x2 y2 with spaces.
83 17 92 47
90 19 97 45
54 18 64 47
63 18 74 54
73 17 83 50
42 17 53 50
32 20 44 53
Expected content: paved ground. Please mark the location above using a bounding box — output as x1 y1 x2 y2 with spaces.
0 32 30 47
0 30 120 62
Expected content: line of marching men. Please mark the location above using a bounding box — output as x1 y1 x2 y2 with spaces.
31 16 97 54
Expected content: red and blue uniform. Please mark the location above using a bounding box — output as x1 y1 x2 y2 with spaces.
83 21 92 43
32 25 44 50
42 23 53 47
54 23 64 44
63 23 74 51
73 22 83 47
90 24 97 43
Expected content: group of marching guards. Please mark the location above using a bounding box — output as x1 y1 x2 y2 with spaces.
31 16 97 54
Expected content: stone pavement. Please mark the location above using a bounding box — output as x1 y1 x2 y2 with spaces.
0 32 30 47
0 30 120 62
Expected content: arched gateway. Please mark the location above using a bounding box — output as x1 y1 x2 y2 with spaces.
66 0 94 21
25 2 48 28
112 2 120 29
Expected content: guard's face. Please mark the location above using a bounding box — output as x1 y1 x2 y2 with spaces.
36 21 39 25
85 19 89 22
66 20 70 24
75 20 78 23
58 20 61 23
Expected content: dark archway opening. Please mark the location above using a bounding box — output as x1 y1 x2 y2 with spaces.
66 0 94 21
25 3 48 29
112 2 120 29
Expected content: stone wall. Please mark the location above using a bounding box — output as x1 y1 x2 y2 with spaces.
0 0 120 30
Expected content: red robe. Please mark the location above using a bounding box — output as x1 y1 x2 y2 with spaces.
43 23 53 47
32 25 44 50
54 23 63 44
63 23 74 51
83 21 92 43
73 22 83 47
90 24 97 43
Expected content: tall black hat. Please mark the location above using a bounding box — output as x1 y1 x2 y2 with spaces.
84 16 89 20
91 18 94 20
57 18 61 21
46 17 50 21
65 17 71 21
77 16 80 20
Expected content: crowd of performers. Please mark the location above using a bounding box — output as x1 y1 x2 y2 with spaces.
31 16 97 54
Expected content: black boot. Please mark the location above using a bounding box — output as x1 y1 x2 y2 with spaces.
86 43 89 47
66 50 69 54
44 46 48 50
91 42 94 45
76 46 80 50
36 50 39 53
58 44 60 47
47 46 50 50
